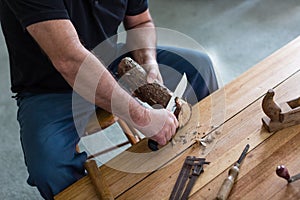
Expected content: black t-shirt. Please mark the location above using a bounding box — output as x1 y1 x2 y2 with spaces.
0 0 148 93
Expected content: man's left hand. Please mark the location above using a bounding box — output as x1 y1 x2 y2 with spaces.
142 61 163 84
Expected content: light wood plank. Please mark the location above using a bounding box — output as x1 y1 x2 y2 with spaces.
271 179 300 200
190 125 300 200
55 36 300 199
54 177 97 200
233 131 300 200
117 71 300 199
106 35 300 197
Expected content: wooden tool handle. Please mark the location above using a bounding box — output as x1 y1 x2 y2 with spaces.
216 165 240 200
276 165 290 181
84 160 114 200
262 89 282 121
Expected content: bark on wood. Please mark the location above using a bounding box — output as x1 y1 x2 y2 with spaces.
174 97 192 128
118 57 171 108
118 57 192 127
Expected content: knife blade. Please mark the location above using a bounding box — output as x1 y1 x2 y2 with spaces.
166 73 188 111
148 73 188 151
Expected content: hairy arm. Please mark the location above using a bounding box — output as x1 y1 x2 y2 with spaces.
124 9 162 83
27 20 141 120
26 19 178 145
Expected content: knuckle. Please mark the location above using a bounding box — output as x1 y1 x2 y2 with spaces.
159 138 166 145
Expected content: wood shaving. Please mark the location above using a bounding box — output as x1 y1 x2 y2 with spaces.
171 139 176 146
202 134 215 144
193 131 217 148
215 130 221 135
200 141 207 147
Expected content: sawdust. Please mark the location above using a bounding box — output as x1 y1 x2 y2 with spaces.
172 122 221 157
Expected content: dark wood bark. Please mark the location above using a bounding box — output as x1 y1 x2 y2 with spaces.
118 57 171 108
118 57 192 128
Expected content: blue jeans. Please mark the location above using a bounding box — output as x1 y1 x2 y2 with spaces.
16 46 218 199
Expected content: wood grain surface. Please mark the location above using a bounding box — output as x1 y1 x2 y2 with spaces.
55 36 300 200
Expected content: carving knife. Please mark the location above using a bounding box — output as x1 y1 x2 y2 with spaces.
148 73 188 151
166 73 188 112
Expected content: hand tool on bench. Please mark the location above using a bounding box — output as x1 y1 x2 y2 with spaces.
118 57 192 151
262 89 300 132
216 144 250 200
84 160 114 200
276 165 300 183
169 156 210 200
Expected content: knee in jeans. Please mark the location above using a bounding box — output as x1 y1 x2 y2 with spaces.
190 51 214 71
27 150 85 199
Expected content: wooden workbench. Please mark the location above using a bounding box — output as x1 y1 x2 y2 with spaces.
55 36 300 200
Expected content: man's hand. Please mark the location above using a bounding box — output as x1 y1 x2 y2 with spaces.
130 107 179 146
148 109 178 145
142 61 163 84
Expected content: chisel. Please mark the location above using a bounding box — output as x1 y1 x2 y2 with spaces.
216 144 250 200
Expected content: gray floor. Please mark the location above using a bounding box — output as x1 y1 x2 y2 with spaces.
1 0 300 199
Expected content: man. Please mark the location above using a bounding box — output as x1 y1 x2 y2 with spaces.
0 0 218 199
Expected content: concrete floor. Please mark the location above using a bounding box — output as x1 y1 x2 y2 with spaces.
1 0 300 199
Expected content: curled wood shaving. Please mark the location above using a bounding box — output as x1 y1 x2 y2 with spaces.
193 130 219 148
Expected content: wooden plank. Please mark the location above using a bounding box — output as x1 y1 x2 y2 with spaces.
54 177 97 200
117 71 300 199
55 36 300 199
190 125 300 200
109 35 300 194
271 178 300 200
232 131 300 200
190 71 300 199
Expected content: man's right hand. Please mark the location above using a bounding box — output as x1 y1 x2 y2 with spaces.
130 108 179 146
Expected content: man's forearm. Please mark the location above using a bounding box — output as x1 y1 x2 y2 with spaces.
127 21 157 65
73 52 150 127
124 10 163 83
124 9 157 65
27 20 148 126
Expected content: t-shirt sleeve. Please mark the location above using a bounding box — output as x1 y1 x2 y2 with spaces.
3 0 69 29
126 0 148 16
